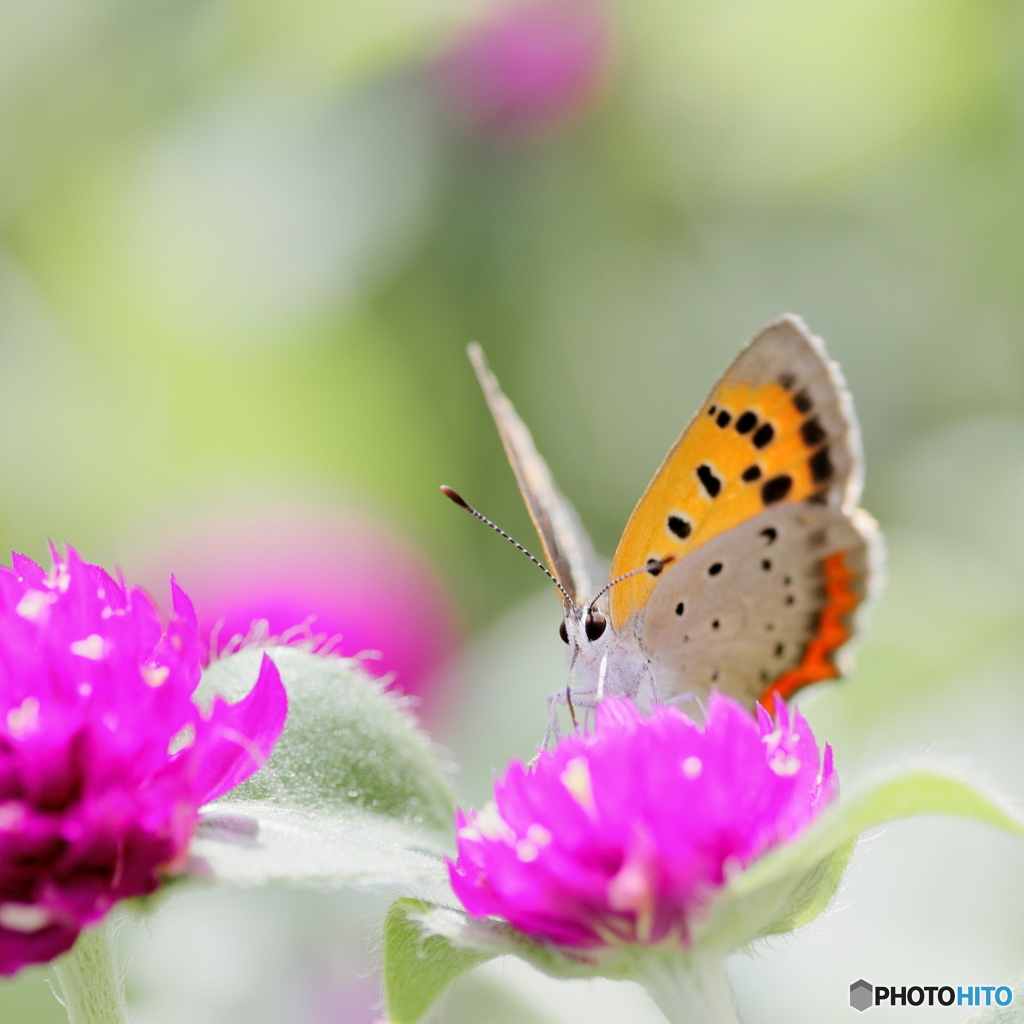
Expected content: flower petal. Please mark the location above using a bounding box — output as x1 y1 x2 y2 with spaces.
451 695 838 949
0 921 79 977
192 654 288 806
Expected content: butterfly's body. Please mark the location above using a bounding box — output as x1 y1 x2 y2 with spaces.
465 315 882 717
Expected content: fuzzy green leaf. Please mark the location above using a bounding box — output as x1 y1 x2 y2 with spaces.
733 771 1023 901
395 901 611 979
383 899 497 1024
190 647 456 887
757 840 855 936
696 771 1024 953
190 802 448 887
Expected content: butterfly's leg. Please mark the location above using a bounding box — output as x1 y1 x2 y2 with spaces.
567 681 599 735
550 647 583 743
533 683 585 761
545 677 600 747
535 689 565 758
663 690 707 724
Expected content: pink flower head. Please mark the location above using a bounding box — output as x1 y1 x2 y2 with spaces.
436 0 611 141
126 500 462 729
449 694 837 948
0 547 287 974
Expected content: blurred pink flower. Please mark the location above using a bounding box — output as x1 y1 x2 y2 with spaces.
0 548 286 974
436 0 612 140
125 501 462 726
449 695 837 948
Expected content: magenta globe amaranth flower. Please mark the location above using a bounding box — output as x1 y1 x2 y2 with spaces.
0 547 287 974
449 694 836 948
124 499 462 729
436 0 612 141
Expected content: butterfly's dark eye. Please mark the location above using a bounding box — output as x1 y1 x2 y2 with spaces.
559 620 570 644
584 610 607 641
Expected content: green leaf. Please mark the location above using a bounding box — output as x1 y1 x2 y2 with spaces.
190 802 449 887
696 771 1024 954
190 646 456 888
391 901 610 981
757 840 855 936
383 899 496 1024
734 771 1024 901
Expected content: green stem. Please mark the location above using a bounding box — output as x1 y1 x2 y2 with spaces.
52 918 127 1024
635 952 742 1024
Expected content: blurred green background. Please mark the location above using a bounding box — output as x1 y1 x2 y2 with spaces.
4 0 1024 1021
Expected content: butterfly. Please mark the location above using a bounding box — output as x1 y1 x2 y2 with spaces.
453 314 883 715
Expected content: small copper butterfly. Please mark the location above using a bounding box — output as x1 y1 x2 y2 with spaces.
454 315 883 714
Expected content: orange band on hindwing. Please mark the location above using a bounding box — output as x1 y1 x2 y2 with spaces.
759 551 860 714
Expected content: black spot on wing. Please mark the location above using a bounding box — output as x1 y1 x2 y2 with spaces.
753 423 775 449
761 527 778 544
735 411 757 434
675 602 684 616
761 475 793 504
716 409 732 428
708 405 717 416
762 559 772 571
778 373 795 390
667 515 692 539
810 446 834 483
742 464 761 482
800 418 826 447
793 389 813 413
697 464 722 498
708 562 723 576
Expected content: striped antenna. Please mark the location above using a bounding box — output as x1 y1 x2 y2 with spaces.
440 486 572 605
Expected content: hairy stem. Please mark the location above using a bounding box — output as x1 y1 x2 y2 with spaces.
52 918 128 1024
636 952 742 1024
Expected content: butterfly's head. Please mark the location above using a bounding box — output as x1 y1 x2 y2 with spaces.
558 555 672 650
438 486 670 653
558 604 607 650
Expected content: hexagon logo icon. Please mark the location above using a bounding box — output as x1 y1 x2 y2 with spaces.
850 979 873 1012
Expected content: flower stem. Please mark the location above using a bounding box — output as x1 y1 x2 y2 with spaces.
52 918 128 1024
636 953 742 1024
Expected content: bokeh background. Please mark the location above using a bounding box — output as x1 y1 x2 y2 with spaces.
3 0 1024 1020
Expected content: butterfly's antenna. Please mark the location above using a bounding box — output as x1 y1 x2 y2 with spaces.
588 555 675 609
440 486 572 604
